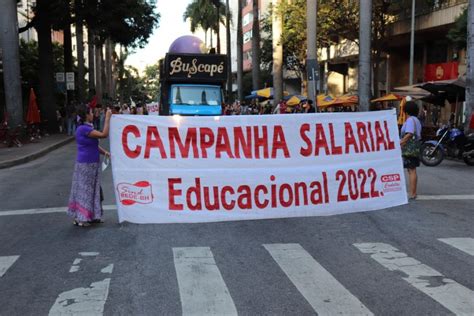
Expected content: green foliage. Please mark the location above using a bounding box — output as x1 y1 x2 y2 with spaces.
143 63 160 101
19 40 74 87
447 7 467 49
183 0 228 43
78 0 160 48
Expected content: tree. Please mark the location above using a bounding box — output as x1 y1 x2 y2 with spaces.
0 0 23 128
143 63 160 101
252 0 261 90
184 0 227 51
237 0 244 102
466 0 473 131
75 0 86 103
272 0 283 106
447 8 468 49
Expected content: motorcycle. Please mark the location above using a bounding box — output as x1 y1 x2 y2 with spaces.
420 125 474 166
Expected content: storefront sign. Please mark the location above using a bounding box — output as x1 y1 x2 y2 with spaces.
110 110 407 224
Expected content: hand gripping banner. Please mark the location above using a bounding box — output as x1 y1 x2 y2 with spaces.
110 110 407 224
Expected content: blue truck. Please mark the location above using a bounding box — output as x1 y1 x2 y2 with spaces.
159 53 227 116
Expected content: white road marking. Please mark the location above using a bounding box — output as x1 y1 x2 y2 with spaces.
438 238 474 256
0 205 116 217
0 195 472 218
417 194 474 200
354 242 474 315
173 247 237 316
79 252 99 257
72 258 82 265
69 266 80 273
264 243 373 316
48 278 111 316
101 264 114 274
0 256 19 277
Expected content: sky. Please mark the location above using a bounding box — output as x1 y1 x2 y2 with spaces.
125 0 196 72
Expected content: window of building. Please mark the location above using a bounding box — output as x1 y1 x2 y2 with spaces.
243 30 253 43
244 51 252 62
243 12 253 26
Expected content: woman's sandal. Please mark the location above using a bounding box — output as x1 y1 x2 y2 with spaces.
73 220 91 227
90 219 104 224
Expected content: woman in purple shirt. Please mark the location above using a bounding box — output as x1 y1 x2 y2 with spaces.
68 106 112 227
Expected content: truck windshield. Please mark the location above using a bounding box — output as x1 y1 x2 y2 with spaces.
171 86 221 106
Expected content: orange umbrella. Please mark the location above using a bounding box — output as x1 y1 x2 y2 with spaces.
331 95 358 106
371 93 402 103
26 88 41 124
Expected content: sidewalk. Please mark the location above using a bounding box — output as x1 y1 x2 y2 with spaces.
0 134 74 169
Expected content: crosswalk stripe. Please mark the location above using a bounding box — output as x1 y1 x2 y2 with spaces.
354 242 474 315
0 256 19 277
264 243 373 316
438 238 474 256
173 247 237 316
48 278 111 316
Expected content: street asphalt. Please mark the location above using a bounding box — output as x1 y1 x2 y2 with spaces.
0 140 473 315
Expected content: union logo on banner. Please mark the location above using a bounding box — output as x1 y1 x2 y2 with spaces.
381 173 402 193
117 181 154 206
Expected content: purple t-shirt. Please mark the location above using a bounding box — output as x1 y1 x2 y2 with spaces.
76 124 100 163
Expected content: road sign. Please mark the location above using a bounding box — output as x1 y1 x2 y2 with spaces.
56 72 65 82
66 72 75 83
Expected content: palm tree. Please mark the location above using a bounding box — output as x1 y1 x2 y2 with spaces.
272 0 283 107
183 0 211 46
184 0 227 51
252 0 261 90
237 0 244 102
0 0 23 128
466 0 474 131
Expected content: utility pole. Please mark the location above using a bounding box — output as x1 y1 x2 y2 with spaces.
0 0 23 128
409 0 415 85
226 0 233 102
272 0 283 107
306 0 318 105
358 0 372 112
466 0 474 131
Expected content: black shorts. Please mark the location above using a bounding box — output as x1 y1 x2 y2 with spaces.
403 156 420 169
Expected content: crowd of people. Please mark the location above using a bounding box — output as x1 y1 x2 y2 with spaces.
222 99 319 116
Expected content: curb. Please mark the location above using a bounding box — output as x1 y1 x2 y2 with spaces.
0 137 75 169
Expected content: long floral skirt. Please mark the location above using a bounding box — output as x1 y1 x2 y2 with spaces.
68 162 103 222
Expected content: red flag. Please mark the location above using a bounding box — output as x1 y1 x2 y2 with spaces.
26 88 41 124
88 95 98 109
424 62 459 81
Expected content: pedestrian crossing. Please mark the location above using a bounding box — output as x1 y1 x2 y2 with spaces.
0 237 473 315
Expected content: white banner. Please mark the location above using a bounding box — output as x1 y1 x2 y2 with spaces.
110 110 407 224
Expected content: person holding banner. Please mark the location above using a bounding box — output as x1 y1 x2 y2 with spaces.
400 101 422 200
67 106 112 227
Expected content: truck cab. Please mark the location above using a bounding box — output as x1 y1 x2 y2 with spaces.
169 84 222 116
159 53 227 116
